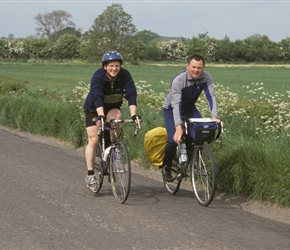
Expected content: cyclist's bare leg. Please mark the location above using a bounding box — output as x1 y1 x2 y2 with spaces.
107 108 122 140
85 124 100 171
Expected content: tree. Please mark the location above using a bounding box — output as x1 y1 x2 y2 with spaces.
202 37 219 62
35 10 76 38
279 37 290 61
243 34 278 62
53 34 80 60
215 35 234 63
144 38 163 61
4 39 27 60
49 27 82 44
0 39 6 58
135 30 160 45
232 39 248 62
156 39 188 61
187 36 205 56
25 38 52 59
81 4 139 62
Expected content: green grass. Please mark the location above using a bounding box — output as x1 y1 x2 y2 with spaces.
216 131 290 206
0 62 95 95
1 62 289 99
206 66 290 99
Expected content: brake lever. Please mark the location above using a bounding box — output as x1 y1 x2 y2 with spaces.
134 117 141 137
184 121 188 135
219 121 224 133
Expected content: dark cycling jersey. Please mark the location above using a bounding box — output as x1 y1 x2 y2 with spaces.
84 67 137 112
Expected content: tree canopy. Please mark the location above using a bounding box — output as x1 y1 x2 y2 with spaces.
135 30 159 45
35 10 76 38
81 4 139 62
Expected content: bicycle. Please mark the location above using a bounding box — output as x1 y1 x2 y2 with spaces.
93 117 141 204
163 118 223 207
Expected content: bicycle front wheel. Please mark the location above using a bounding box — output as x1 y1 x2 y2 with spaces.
93 142 104 193
191 143 216 207
109 140 131 204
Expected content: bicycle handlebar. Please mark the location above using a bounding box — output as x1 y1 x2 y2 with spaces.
97 117 141 136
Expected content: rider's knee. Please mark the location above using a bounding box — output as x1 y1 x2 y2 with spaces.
88 135 99 147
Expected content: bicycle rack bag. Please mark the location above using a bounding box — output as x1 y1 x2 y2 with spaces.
144 127 168 167
188 118 217 142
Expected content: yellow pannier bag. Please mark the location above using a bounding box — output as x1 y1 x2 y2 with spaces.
144 127 168 167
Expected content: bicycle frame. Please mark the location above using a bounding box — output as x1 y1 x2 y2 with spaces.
99 118 140 162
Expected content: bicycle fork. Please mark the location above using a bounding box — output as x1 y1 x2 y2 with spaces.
102 145 120 183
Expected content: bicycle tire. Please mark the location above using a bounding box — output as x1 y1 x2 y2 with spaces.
191 143 217 207
163 158 182 195
93 142 104 193
109 140 131 204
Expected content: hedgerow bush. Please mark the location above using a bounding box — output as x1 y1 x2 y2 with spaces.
0 78 86 147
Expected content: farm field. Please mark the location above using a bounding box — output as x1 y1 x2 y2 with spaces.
0 62 289 100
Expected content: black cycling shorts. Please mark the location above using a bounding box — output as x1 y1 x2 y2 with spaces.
85 110 98 128
84 107 121 127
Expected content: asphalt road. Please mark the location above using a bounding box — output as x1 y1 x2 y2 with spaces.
1 126 290 250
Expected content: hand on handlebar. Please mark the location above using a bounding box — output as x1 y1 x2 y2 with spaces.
215 120 224 135
132 115 142 128
212 117 224 133
132 115 141 136
132 115 142 123
95 115 105 126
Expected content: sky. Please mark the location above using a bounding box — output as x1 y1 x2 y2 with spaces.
1 0 290 42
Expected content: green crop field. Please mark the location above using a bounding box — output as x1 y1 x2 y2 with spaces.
0 62 289 100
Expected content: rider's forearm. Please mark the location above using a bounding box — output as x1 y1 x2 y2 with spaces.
96 107 105 117
129 105 137 117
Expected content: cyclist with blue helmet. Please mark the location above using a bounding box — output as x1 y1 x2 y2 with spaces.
83 51 142 192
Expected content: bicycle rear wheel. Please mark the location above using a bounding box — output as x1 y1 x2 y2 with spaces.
109 140 131 204
191 143 216 207
93 142 104 193
163 159 182 195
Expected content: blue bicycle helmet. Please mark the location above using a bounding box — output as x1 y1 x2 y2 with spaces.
101 51 123 66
